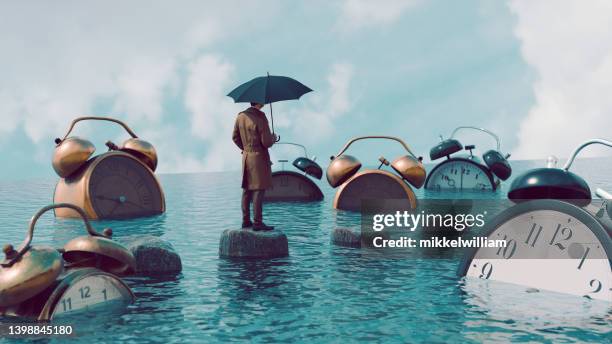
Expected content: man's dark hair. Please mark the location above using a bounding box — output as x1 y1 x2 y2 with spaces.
250 102 262 107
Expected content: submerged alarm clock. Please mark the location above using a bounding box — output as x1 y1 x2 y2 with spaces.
425 126 512 191
264 142 324 202
0 204 135 320
458 139 612 301
52 116 165 220
327 136 426 211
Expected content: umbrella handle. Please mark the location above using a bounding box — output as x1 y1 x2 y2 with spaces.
269 97 281 142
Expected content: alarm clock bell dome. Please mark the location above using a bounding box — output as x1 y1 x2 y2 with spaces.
0 245 64 307
121 138 158 171
483 150 512 181
391 155 426 188
52 136 96 178
430 139 462 160
327 155 362 188
63 230 136 275
508 168 591 206
293 157 323 180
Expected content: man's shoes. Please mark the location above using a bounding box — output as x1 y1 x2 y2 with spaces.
253 223 274 231
242 220 253 229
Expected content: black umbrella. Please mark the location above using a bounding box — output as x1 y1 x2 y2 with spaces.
227 73 313 140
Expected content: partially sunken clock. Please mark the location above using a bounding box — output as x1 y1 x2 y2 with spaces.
52 116 165 219
458 139 612 301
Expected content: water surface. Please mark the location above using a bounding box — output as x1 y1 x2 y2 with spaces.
0 158 610 343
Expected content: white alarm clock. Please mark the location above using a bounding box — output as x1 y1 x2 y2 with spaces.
458 139 612 301
39 268 134 320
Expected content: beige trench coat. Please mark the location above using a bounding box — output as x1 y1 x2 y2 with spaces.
232 107 276 190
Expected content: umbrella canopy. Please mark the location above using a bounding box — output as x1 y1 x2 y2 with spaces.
227 74 313 104
227 74 313 141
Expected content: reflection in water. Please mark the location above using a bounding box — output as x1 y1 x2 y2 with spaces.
459 278 612 343
217 259 291 296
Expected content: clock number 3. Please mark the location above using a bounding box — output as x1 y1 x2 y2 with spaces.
549 224 572 250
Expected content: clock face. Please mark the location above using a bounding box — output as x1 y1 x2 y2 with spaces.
459 200 612 301
89 153 164 219
52 274 133 318
264 171 323 202
425 158 496 191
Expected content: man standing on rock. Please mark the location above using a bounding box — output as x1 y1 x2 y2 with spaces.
232 102 277 231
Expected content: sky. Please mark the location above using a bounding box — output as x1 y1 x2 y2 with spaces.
0 0 611 180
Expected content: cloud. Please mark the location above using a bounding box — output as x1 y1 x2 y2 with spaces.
337 0 420 31
0 1 228 142
275 63 355 146
113 57 178 122
184 54 240 171
0 1 278 175
510 0 612 159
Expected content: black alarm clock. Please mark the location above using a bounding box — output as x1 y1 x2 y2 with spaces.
264 142 324 202
458 139 612 301
425 126 511 191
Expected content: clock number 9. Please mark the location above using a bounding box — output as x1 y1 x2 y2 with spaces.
479 262 493 279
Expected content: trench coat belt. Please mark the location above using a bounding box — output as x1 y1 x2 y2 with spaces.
243 146 266 153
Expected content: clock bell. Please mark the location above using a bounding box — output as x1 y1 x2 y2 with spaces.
0 204 135 320
507 139 612 205
326 136 426 211
52 116 165 220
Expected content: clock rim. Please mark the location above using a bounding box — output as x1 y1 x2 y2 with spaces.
424 157 497 191
86 151 166 219
457 199 612 277
38 267 135 320
264 170 324 202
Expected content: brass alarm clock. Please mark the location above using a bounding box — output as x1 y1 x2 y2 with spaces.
0 203 135 320
264 142 324 202
52 116 165 220
425 126 512 191
458 139 612 301
327 136 426 211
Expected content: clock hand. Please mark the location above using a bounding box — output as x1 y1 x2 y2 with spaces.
95 195 120 202
121 199 147 210
94 195 147 210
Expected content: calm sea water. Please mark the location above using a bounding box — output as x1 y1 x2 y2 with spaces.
0 158 610 343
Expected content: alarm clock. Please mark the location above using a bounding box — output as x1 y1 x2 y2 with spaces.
458 139 612 301
327 136 426 211
52 116 165 220
0 204 135 319
38 267 134 320
425 126 512 191
264 142 324 202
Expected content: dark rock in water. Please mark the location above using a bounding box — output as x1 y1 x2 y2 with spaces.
122 235 182 275
331 227 362 248
219 228 289 259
